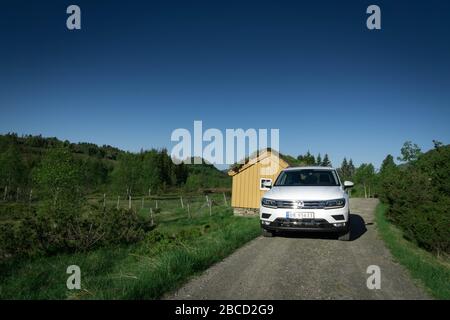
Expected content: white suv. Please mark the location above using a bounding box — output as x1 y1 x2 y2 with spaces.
260 167 354 241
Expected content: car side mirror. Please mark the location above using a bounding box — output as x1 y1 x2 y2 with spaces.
344 181 354 189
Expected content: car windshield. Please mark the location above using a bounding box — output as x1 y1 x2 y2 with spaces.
274 169 340 186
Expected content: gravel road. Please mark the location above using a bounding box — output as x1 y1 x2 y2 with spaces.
166 198 430 300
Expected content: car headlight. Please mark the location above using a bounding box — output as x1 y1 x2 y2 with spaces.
325 198 346 209
261 198 277 208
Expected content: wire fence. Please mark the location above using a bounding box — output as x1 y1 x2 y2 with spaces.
0 185 232 226
90 191 232 224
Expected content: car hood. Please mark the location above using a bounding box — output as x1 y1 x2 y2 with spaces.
264 186 344 201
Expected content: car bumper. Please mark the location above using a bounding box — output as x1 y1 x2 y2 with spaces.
261 218 348 233
260 205 349 233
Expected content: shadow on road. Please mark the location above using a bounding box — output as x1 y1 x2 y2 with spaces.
348 213 367 241
275 214 367 241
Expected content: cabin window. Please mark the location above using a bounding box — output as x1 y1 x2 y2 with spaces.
260 178 272 190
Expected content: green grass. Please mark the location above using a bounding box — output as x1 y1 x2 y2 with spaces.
0 202 261 299
375 203 450 299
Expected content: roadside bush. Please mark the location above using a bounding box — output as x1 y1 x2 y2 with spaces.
0 204 154 259
379 145 450 254
98 206 154 245
0 213 42 258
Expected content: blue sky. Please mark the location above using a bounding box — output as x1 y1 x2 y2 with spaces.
1 0 449 169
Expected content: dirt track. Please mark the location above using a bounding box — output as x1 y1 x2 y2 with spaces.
166 198 430 299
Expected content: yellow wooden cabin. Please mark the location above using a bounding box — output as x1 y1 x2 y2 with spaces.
228 149 290 215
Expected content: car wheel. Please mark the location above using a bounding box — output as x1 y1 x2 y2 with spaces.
262 228 274 237
338 229 351 241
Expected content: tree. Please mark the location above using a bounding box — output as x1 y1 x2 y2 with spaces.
433 140 444 150
297 151 315 165
80 158 111 191
111 152 143 196
0 145 27 196
174 162 189 185
184 174 202 192
377 154 399 203
338 157 352 181
141 150 163 194
316 153 322 166
397 141 422 163
354 163 375 198
348 159 356 178
33 147 84 215
380 154 396 174
321 154 332 167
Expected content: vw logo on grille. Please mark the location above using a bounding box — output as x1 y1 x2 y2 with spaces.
296 200 304 209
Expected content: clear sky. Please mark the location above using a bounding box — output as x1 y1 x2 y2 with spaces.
1 0 449 169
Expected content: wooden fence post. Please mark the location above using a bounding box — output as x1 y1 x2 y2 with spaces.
128 195 132 210
155 200 158 209
103 193 106 208
223 192 227 206
180 196 184 208
150 207 154 226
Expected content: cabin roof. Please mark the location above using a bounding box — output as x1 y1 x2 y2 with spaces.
227 148 290 176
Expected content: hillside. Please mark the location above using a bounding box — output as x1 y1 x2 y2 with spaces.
0 133 230 194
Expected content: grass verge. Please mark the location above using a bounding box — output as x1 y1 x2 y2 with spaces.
375 203 450 299
0 209 260 299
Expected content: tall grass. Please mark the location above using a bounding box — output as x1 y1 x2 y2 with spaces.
375 203 450 299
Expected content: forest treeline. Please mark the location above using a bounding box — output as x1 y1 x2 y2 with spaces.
0 133 230 197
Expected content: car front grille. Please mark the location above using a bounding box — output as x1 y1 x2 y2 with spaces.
276 200 295 209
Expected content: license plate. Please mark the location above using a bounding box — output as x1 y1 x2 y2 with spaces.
286 211 314 219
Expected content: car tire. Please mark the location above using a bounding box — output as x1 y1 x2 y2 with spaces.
262 228 274 237
338 229 351 241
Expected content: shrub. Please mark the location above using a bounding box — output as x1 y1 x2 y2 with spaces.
33 147 85 221
0 213 42 258
0 204 154 259
378 145 450 254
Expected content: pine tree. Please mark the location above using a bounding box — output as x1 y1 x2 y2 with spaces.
322 154 332 167
316 153 322 166
297 151 316 165
339 157 349 180
380 154 396 174
348 159 355 178
305 151 315 165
